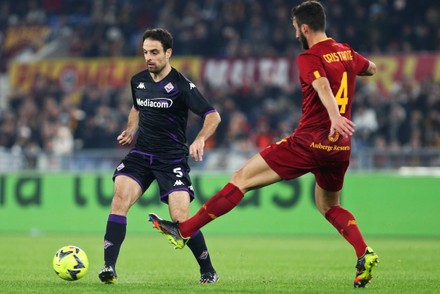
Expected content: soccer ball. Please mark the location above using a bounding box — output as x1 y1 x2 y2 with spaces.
53 245 89 281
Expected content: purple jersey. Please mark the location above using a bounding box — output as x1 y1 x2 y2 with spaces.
130 67 216 156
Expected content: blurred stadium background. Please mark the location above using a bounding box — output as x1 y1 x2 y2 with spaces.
1 0 439 172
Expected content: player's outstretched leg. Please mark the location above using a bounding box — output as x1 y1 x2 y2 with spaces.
98 265 117 284
354 246 379 288
148 213 189 249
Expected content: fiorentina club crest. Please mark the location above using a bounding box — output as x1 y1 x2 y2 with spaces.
164 82 174 93
116 163 125 171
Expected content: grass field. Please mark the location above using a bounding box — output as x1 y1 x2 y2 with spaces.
1 233 439 293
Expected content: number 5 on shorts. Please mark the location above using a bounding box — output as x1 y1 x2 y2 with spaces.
173 167 183 178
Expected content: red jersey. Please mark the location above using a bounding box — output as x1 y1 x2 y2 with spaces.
294 38 369 137
260 38 370 190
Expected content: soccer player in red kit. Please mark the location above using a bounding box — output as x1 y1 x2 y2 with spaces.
149 1 379 288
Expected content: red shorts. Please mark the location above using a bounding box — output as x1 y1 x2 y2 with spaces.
260 131 350 192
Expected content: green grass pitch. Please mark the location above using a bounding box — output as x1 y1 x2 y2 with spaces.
0 233 439 293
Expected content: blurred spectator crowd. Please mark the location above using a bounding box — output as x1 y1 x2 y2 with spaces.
0 0 440 169
1 0 439 63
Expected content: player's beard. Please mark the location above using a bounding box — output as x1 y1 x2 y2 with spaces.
147 62 166 75
298 31 309 50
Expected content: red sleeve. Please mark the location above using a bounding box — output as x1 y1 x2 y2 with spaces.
297 53 326 85
352 50 370 75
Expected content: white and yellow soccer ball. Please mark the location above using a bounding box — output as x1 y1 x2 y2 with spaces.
53 245 89 281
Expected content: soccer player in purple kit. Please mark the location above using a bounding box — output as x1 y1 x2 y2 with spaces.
149 1 379 288
99 28 221 284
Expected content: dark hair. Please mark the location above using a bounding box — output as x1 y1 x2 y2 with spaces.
291 1 326 32
142 28 173 51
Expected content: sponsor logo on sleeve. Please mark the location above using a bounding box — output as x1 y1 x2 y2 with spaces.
116 163 125 171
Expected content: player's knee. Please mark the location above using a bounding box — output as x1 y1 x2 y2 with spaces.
170 213 189 223
229 171 248 193
169 207 190 222
110 192 131 213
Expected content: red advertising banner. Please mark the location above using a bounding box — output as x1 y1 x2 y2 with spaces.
9 58 141 93
199 53 440 93
368 52 440 94
8 53 440 95
8 57 203 93
201 57 296 88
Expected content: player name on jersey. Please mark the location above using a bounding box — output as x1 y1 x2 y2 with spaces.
322 50 354 63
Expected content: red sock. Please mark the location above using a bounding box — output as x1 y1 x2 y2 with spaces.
180 183 244 238
325 206 367 258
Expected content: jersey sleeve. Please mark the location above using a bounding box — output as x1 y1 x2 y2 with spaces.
182 80 216 119
130 76 140 110
352 50 370 75
297 53 326 84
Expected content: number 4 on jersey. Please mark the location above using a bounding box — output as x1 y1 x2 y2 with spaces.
335 71 349 114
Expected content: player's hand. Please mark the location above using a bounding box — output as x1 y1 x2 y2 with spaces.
189 138 205 161
117 130 134 145
330 115 355 138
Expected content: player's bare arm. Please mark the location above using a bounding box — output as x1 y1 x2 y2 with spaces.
117 106 139 145
312 77 355 138
358 60 377 76
189 111 221 161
